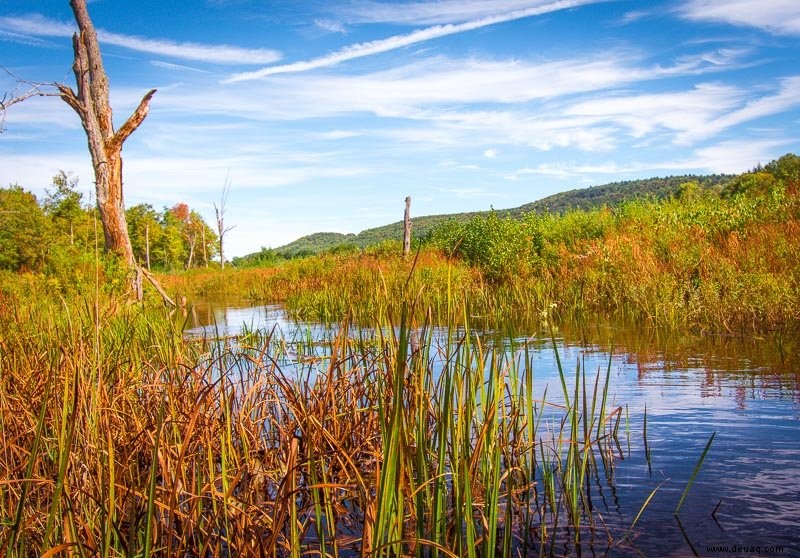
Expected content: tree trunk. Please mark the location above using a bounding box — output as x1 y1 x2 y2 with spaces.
219 233 225 269
186 234 196 270
145 223 151 271
57 0 156 273
97 152 135 266
201 226 208 267
403 196 412 258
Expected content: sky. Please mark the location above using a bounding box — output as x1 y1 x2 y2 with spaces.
1 0 799 257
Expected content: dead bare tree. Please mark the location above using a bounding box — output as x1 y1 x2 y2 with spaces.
403 196 412 258
215 174 235 269
1 0 172 304
57 0 155 269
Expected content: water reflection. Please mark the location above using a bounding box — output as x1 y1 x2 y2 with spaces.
179 299 800 556
181 298 294 338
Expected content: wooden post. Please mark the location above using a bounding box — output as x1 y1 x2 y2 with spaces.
403 196 411 258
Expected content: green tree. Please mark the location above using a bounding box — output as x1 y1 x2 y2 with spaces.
0 186 51 272
43 171 91 247
675 180 701 202
765 153 800 184
721 171 777 199
185 208 218 269
153 207 186 271
126 203 162 270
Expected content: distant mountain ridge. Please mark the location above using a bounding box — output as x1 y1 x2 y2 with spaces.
263 174 733 258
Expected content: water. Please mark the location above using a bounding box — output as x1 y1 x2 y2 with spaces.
182 300 800 556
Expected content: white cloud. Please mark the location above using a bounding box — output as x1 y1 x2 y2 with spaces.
315 130 362 140
406 108 619 151
124 156 370 192
0 14 282 65
682 76 800 141
0 14 74 37
0 152 93 195
0 94 80 130
504 138 797 181
150 60 209 73
225 0 599 81
0 29 57 48
336 0 589 25
619 10 652 25
504 167 537 180
552 77 800 146
484 148 499 158
216 51 735 122
680 0 800 36
685 139 796 173
505 162 622 180
152 49 779 157
314 19 348 34
436 186 496 198
564 83 745 141
99 30 281 65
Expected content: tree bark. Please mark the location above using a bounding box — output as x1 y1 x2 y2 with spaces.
403 196 411 258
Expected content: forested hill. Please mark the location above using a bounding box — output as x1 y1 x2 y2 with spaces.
254 174 732 259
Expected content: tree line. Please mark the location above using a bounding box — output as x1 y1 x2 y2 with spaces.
0 172 218 275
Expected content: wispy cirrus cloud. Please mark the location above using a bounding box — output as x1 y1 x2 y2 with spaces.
679 0 800 36
0 14 282 65
333 0 592 25
680 76 800 141
314 19 348 34
505 137 795 181
211 49 747 127
435 186 497 198
558 75 800 144
225 0 599 81
685 139 796 172
0 14 74 37
99 30 281 65
150 60 210 73
563 83 746 141
0 29 56 48
12 44 772 160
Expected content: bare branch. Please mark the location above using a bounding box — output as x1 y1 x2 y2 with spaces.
1 66 62 131
56 83 85 117
139 267 176 307
0 88 48 110
215 172 234 268
109 88 157 151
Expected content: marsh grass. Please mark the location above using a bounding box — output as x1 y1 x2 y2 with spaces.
158 165 800 336
0 282 671 556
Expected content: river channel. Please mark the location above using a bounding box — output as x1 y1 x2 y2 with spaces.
181 299 799 557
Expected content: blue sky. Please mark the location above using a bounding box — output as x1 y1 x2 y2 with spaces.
1 0 799 257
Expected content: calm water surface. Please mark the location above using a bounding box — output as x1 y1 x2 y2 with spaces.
182 300 800 557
